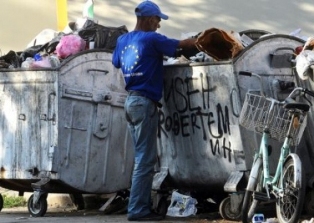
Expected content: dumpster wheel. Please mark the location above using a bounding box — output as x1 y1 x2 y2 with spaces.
27 194 48 217
0 193 3 211
219 196 241 221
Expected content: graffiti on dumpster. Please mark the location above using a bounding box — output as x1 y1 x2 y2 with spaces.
158 71 233 162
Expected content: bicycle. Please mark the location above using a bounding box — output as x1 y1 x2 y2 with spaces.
239 71 314 223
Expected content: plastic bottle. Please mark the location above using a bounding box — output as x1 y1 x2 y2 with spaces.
21 57 35 68
34 53 42 61
252 213 264 223
83 0 94 20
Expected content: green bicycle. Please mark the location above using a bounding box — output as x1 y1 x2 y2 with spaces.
239 71 314 223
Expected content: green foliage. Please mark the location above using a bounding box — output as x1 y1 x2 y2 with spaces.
3 194 27 208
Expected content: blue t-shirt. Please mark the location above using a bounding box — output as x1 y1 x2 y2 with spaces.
112 31 179 102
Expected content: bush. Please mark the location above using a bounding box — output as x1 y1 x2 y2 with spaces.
3 194 27 208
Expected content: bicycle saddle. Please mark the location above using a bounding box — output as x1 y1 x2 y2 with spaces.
283 102 310 112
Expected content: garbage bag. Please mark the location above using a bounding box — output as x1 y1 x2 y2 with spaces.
20 45 43 62
78 19 128 51
55 34 86 59
195 28 244 61
0 50 21 68
295 50 314 80
166 191 197 217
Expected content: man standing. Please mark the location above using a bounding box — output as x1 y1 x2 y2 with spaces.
112 0 196 221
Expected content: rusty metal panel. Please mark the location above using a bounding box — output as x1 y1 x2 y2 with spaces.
57 51 133 193
157 62 246 191
0 70 58 180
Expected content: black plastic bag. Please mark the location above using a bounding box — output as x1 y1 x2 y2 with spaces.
0 50 21 68
20 32 65 62
78 20 128 51
94 25 128 50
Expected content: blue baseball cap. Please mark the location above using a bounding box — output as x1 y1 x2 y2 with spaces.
135 1 169 20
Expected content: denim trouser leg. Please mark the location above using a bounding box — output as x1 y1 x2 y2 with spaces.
125 96 158 218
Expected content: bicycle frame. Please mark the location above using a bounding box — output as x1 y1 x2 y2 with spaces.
240 71 313 223
247 88 302 198
248 110 303 199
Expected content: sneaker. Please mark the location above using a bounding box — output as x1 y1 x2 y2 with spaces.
127 212 164 221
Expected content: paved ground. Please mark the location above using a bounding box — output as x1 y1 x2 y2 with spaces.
0 188 313 223
0 188 233 223
2 205 314 223
0 206 235 223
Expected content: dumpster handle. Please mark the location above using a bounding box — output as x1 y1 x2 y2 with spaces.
87 69 109 74
230 88 239 117
271 47 295 54
48 93 56 123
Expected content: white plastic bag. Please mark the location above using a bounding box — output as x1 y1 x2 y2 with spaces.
21 57 35 68
166 191 197 217
295 50 314 80
30 56 52 68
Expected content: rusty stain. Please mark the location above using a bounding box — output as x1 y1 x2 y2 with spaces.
0 166 5 179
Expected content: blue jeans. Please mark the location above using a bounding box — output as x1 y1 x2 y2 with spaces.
125 95 159 218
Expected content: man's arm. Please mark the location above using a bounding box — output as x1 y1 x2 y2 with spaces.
178 38 197 49
176 38 198 58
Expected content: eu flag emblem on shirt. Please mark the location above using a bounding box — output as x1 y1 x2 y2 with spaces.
121 45 141 76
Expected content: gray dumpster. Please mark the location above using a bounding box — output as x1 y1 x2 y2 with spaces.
0 50 133 215
234 34 305 170
232 34 314 217
155 62 245 194
153 34 312 218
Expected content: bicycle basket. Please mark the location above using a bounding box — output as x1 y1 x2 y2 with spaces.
239 93 307 145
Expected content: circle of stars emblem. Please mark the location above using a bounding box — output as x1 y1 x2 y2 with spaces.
121 45 140 72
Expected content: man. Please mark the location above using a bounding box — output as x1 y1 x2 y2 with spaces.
112 0 196 221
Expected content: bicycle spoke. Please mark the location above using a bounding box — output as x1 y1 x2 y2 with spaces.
276 159 305 223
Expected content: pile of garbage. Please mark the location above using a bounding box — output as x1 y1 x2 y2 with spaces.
0 16 129 69
0 0 127 70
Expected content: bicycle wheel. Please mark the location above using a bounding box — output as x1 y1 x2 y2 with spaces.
276 159 305 223
242 162 263 223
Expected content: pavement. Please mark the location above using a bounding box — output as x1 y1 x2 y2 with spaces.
0 206 231 223
4 206 314 223
0 188 229 223
1 188 314 223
